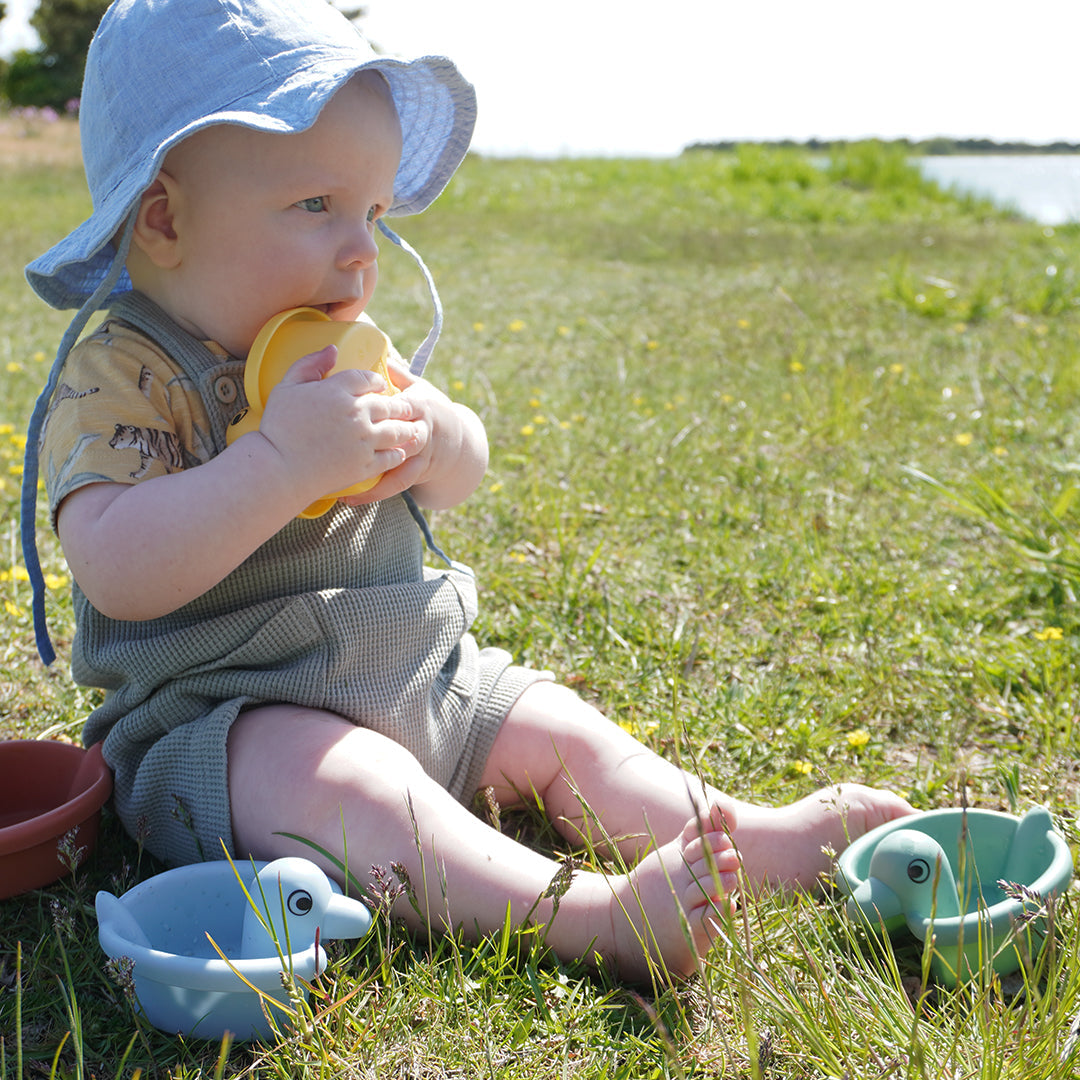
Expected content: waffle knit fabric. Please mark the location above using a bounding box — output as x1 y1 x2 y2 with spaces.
54 292 547 866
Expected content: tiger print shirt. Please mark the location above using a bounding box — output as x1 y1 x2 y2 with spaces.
39 316 222 519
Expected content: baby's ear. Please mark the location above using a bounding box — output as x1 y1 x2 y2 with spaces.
130 172 181 269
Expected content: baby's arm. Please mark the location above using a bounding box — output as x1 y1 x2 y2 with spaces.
57 347 420 621
340 362 489 512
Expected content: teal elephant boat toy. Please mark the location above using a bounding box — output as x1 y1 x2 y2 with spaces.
97 857 372 1041
837 807 1073 986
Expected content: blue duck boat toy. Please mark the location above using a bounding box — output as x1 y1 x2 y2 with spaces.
837 806 1073 986
96 857 372 1040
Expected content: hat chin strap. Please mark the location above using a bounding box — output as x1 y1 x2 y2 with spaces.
22 211 138 666
377 220 443 376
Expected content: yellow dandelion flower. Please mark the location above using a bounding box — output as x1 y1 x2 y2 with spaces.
737 319 750 329
632 395 645 407
10 434 26 450
1034 626 1064 641
664 401 675 411
7 464 23 477
33 351 47 363
572 413 585 423
557 326 570 336
451 379 465 392
993 446 1008 457
6 362 22 374
0 424 13 435
44 572 69 590
11 566 30 582
559 420 571 430
488 481 503 494
789 361 804 374
529 396 541 408
721 394 734 404
847 729 870 749
508 320 525 333
954 432 974 447
889 363 904 375
472 321 485 332
509 551 528 562
951 323 968 334
791 759 813 776
646 340 659 350
616 719 636 734
4 600 24 618
532 414 547 425
520 424 535 436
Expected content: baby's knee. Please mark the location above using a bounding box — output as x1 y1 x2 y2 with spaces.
318 723 431 796
229 705 433 856
229 705 428 813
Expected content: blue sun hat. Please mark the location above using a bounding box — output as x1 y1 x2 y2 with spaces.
22 0 476 664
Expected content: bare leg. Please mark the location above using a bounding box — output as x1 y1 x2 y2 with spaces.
482 682 915 891
228 705 737 980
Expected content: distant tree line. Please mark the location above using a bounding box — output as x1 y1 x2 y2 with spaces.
1 0 107 109
686 137 1080 156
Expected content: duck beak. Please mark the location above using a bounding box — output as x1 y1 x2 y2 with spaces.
319 892 372 942
847 877 905 930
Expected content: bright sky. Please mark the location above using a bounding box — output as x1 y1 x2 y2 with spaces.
3 0 1079 156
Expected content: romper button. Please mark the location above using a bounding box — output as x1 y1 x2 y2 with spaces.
214 376 238 404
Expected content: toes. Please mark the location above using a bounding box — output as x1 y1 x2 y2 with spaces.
680 804 737 843
682 831 740 867
682 851 739 906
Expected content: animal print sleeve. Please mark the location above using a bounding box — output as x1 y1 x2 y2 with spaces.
40 321 209 528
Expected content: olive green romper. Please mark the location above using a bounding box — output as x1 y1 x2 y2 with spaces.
41 292 546 866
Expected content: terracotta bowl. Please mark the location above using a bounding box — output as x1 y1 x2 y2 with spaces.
0 740 112 899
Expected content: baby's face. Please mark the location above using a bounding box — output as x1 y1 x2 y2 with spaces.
158 73 401 358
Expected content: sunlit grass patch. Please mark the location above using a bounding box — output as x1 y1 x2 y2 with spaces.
3 143 1080 1076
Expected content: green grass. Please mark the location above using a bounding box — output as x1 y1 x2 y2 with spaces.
3 121 1080 1077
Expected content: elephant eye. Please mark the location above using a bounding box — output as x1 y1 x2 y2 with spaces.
287 889 314 916
907 858 932 884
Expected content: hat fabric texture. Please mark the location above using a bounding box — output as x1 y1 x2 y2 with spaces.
26 0 477 311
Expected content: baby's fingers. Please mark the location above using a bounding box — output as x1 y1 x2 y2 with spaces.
368 417 425 455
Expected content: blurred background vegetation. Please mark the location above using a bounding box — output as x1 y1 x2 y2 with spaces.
0 0 105 110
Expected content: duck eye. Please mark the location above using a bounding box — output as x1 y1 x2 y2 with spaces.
287 889 314 916
907 858 932 884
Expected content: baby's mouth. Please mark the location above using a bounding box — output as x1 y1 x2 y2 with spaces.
316 301 360 321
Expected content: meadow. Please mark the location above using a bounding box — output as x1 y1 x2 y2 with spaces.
2 117 1080 1078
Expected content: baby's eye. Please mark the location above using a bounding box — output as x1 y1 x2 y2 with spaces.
295 196 329 213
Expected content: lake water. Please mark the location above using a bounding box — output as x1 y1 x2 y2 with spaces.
915 156 1080 225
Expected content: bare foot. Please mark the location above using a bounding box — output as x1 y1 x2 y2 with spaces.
729 783 915 891
567 806 740 981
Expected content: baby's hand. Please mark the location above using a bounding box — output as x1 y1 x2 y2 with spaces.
339 362 488 511
254 346 421 503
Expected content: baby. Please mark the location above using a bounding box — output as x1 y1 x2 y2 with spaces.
24 0 913 982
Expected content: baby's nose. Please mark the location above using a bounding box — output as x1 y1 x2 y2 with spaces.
338 223 378 269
